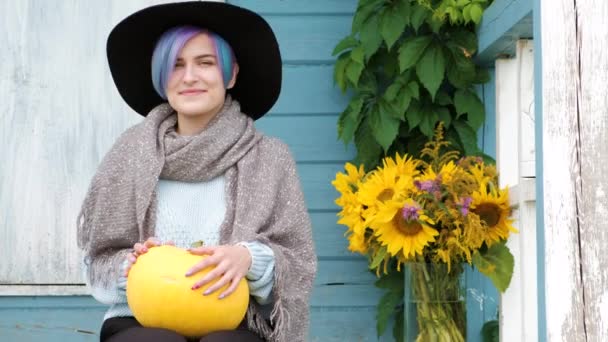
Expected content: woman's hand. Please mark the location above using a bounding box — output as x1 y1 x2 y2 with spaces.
186 245 252 299
124 237 174 276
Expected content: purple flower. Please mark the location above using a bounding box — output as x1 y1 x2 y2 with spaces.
415 180 439 193
402 203 421 221
460 197 473 216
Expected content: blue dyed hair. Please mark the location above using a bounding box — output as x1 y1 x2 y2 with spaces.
151 25 236 99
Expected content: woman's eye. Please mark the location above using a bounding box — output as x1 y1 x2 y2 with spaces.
199 60 214 66
174 63 184 68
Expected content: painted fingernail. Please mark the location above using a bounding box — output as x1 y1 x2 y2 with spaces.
185 271 192 277
142 247 147 252
191 284 200 290
203 290 211 295
218 294 225 299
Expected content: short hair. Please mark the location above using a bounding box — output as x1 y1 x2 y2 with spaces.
151 25 236 99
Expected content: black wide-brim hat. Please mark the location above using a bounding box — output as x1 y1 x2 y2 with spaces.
107 1 282 120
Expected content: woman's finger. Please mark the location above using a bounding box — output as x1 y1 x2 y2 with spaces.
164 240 175 246
218 276 242 299
201 271 234 297
133 243 147 255
187 246 216 256
191 261 228 290
144 237 161 248
185 254 221 277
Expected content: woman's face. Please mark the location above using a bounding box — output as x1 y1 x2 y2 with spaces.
166 33 237 122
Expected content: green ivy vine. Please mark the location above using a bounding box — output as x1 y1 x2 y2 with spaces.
333 0 494 340
334 0 493 170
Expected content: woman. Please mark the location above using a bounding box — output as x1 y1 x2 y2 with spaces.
76 2 316 342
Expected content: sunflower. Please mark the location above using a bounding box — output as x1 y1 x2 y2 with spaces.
370 199 439 260
382 153 419 182
470 183 518 246
357 164 412 224
332 163 365 195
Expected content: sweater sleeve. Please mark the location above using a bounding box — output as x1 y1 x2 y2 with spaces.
238 241 275 305
85 256 129 305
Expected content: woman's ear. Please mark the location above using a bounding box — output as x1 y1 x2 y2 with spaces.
227 63 239 89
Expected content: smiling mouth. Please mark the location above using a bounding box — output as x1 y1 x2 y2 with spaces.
180 90 206 95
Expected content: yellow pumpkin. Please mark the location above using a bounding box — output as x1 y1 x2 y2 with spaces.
126 245 249 337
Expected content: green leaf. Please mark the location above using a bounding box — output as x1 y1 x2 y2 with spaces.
374 268 403 289
450 29 478 55
346 61 364 86
470 3 484 24
472 242 515 292
395 86 413 115
462 4 472 22
405 100 423 130
407 81 420 100
447 51 476 88
416 42 446 100
398 35 433 72
419 106 439 138
338 97 365 144
350 45 366 64
396 0 412 23
377 290 403 337
360 15 384 58
352 0 383 33
380 7 408 50
454 89 485 129
453 120 479 155
482 320 500 342
435 91 453 105
436 107 452 128
393 308 404 342
427 14 444 33
371 103 401 151
355 118 383 168
359 70 379 95
410 4 430 32
384 82 402 102
332 35 359 56
474 67 491 84
456 0 471 6
334 53 350 92
370 245 388 269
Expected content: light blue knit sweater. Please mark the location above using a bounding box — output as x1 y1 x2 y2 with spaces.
87 175 276 320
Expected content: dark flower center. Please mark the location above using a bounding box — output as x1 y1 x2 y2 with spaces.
377 189 395 202
473 203 501 227
393 214 423 236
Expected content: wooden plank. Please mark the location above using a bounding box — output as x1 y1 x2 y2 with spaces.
312 212 357 259
575 0 608 340
256 115 355 162
495 41 538 342
0 296 391 342
227 0 357 14
298 163 343 211
266 16 352 63
271 65 349 115
0 0 178 286
540 0 587 339
475 0 533 65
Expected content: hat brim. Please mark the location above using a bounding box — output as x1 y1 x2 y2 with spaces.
106 1 282 119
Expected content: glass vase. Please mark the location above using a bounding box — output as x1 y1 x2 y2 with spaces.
404 262 466 342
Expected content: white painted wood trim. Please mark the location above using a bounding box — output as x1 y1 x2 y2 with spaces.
542 0 608 340
496 40 538 342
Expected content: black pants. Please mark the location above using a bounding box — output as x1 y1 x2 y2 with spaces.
100 317 265 342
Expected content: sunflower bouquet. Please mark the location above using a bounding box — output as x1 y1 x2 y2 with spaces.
332 126 516 341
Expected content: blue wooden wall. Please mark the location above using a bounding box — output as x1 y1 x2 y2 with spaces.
0 1 502 341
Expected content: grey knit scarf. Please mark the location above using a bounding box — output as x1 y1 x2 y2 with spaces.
76 96 316 342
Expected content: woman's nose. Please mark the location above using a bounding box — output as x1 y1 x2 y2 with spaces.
182 64 197 83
